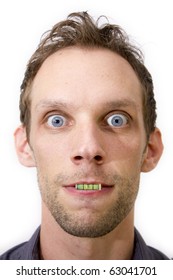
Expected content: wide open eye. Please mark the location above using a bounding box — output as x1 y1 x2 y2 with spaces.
47 115 66 127
107 114 128 127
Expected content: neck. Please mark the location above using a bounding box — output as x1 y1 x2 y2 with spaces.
40 203 135 260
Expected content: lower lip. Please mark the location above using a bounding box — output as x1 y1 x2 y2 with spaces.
63 186 114 196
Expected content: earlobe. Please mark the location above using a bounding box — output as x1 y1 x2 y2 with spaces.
141 128 164 172
14 125 36 167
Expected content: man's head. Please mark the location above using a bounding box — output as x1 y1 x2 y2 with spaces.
20 11 156 139
15 12 163 238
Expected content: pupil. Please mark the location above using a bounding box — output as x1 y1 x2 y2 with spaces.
112 116 122 126
55 118 60 123
52 117 62 126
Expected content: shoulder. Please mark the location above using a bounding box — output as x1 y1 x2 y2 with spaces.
146 245 169 260
0 242 28 260
0 227 40 260
134 228 169 260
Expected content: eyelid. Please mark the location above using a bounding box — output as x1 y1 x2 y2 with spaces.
44 109 68 118
105 109 131 118
43 110 70 122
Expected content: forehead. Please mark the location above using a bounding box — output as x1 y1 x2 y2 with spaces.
31 47 143 110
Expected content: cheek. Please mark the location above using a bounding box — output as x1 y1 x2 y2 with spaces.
109 133 143 155
108 135 145 173
31 135 69 172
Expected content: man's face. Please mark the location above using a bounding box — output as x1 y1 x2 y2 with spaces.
28 47 148 237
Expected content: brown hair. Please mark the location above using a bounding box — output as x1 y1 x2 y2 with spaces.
20 11 156 138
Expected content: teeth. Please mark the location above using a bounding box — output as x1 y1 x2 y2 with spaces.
76 183 102 190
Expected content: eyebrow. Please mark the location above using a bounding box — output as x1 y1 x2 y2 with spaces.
35 100 76 111
35 98 138 112
101 100 138 110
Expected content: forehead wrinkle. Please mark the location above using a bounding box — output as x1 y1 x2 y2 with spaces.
34 97 140 114
35 99 78 112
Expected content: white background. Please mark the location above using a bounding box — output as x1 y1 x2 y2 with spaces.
0 0 172 258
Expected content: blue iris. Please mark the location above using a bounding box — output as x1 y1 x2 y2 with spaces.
107 114 128 127
47 115 65 127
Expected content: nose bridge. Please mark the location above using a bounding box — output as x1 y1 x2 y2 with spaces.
71 119 105 163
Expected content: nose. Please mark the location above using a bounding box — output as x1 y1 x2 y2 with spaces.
70 124 106 165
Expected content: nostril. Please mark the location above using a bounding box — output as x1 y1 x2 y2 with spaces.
74 156 83 160
72 154 104 164
95 155 102 161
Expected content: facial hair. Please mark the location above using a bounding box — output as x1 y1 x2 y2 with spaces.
37 170 140 238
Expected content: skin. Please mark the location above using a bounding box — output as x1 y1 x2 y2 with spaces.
15 47 163 259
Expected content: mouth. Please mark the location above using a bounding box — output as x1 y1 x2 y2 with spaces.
76 183 102 191
64 182 114 193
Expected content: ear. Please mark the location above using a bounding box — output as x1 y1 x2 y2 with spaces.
14 125 36 167
141 128 163 172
